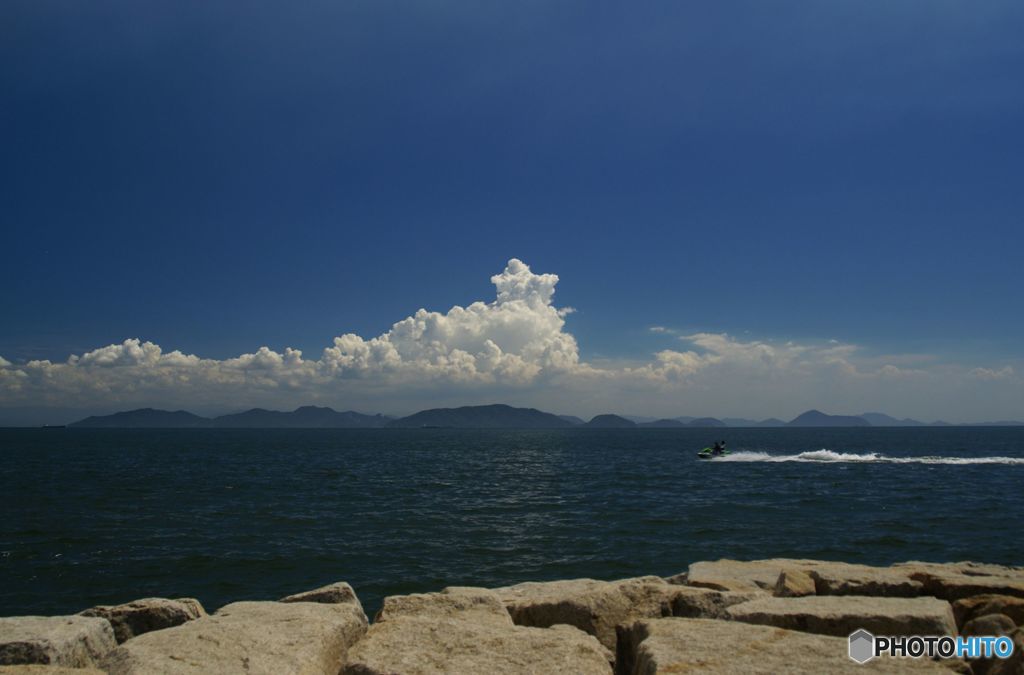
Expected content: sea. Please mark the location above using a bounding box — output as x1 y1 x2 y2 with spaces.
2 427 1023 618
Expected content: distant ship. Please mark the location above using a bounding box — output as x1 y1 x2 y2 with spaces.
41 424 67 429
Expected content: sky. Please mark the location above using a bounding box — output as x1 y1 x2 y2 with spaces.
2 1 1023 424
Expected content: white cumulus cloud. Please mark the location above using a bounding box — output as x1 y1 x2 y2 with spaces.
968 365 1015 380
0 258 1020 421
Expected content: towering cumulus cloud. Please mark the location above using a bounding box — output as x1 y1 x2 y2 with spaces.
0 259 582 410
319 259 578 383
0 258 1019 419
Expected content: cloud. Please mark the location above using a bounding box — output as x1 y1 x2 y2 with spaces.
968 365 1015 380
318 258 579 384
0 259 581 409
0 258 1020 420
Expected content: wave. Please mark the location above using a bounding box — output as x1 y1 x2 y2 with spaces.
714 449 1024 465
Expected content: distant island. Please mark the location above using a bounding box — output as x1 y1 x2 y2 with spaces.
785 410 870 428
583 414 635 428
388 404 570 429
61 404 1024 429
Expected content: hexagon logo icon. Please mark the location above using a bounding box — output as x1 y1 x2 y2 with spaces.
849 629 875 664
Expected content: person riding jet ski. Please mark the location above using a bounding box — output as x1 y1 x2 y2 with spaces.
711 441 726 456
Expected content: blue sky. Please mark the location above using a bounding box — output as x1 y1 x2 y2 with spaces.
2 1 1023 422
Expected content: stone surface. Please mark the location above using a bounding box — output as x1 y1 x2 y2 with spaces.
663 572 687 585
494 576 674 651
907 570 1024 602
954 595 1024 629
377 586 510 625
986 627 1024 675
0 668 105 674
79 597 206 643
810 566 923 597
668 587 760 619
280 581 363 611
101 600 367 675
344 587 612 674
616 617 954 674
725 595 957 638
961 613 1016 638
0 616 115 668
895 561 1024 579
775 569 816 597
685 559 923 597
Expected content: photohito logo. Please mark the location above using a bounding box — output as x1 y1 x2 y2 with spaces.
848 629 874 664
848 629 1015 664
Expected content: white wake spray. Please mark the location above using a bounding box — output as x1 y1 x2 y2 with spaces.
714 449 1024 465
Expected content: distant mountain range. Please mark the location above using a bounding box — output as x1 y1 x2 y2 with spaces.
859 412 926 427
63 404 1024 429
209 406 388 428
69 408 213 429
70 406 389 429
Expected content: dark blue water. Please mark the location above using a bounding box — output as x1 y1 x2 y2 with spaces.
2 427 1022 618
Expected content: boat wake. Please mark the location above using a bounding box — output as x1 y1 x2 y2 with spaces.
714 449 1024 465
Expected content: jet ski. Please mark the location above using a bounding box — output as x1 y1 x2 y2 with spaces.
697 447 729 459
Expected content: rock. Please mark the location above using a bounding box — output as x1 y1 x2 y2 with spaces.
0 668 106 674
280 581 367 620
0 616 115 668
685 559 805 592
79 597 206 643
896 561 1024 579
101 599 367 674
377 586 510 624
662 572 687 585
344 587 612 674
775 569 816 597
725 595 957 638
809 566 923 598
494 576 674 652
907 571 1024 602
615 617 953 674
962 613 1016 638
668 587 761 619
685 559 923 596
954 595 1024 629
987 627 1024 675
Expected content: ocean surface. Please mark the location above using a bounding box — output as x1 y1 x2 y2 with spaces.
2 427 1023 618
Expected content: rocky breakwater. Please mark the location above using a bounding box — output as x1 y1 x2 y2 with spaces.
0 559 1022 674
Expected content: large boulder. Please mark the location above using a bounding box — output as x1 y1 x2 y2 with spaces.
684 559 810 592
684 559 923 597
724 595 957 638
79 598 206 643
895 561 1024 579
668 587 761 619
905 570 1024 602
0 616 115 668
810 565 923 597
953 595 1024 629
493 576 675 651
616 617 954 674
961 613 1016 638
280 581 363 611
987 627 1024 675
0 667 105 674
101 599 368 674
375 586 510 625
775 569 816 598
344 587 611 674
